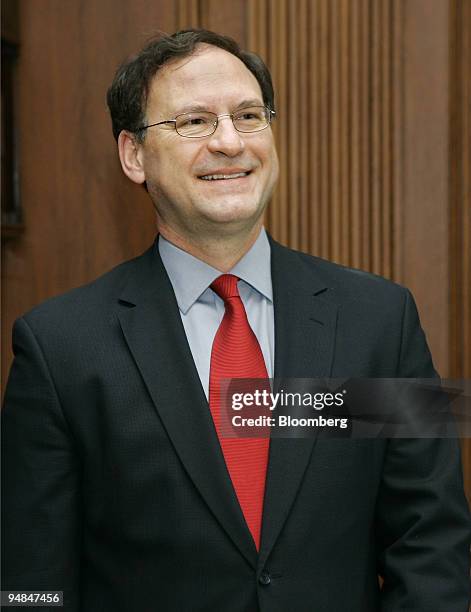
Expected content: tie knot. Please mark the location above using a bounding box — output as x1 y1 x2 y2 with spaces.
211 274 240 301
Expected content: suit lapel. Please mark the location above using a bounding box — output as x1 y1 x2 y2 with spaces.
116 244 257 568
113 238 339 569
258 238 339 568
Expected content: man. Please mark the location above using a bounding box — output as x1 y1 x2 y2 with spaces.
2 29 470 611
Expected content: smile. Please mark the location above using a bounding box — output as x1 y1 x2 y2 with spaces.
199 171 250 181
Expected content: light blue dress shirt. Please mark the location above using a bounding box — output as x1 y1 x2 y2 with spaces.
158 229 275 399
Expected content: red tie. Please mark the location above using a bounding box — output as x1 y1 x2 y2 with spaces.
209 274 270 550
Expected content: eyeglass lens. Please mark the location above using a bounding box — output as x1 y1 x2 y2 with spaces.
175 106 270 137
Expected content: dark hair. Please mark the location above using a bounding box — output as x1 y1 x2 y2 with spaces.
106 29 275 142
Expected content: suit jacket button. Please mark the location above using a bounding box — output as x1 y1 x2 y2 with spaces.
259 571 271 586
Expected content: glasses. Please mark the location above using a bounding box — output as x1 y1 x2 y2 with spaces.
138 106 275 138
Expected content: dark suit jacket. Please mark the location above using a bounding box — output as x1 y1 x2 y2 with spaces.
2 237 470 611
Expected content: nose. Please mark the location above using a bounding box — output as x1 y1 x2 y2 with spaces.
206 114 245 157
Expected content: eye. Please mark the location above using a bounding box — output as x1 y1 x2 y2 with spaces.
239 111 259 120
187 117 207 126
234 107 266 123
177 113 212 128
175 111 217 137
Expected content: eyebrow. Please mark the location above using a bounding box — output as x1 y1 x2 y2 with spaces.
172 98 264 116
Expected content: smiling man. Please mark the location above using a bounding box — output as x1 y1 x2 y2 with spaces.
117 40 279 271
2 29 470 612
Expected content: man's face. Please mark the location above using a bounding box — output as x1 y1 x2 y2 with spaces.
137 45 279 242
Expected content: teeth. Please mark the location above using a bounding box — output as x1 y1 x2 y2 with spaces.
200 172 248 180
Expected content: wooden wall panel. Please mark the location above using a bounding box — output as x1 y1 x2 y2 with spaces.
450 0 471 500
176 0 246 43
176 0 200 29
450 0 471 380
202 1 246 44
402 0 450 373
249 0 402 282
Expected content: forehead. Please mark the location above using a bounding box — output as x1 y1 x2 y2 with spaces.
147 45 263 114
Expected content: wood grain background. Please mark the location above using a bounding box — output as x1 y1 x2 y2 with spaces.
2 0 470 501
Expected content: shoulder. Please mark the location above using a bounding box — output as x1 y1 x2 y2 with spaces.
19 245 156 333
270 238 409 306
270 240 436 376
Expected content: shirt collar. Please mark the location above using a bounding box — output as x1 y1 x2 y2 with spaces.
158 228 273 314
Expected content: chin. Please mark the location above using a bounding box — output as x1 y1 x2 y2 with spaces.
202 198 262 224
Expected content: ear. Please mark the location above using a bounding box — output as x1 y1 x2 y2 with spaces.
118 130 146 184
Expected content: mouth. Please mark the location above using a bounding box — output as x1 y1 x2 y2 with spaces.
198 170 251 181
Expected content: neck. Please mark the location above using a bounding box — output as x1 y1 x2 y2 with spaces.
157 222 263 272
